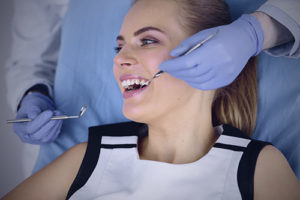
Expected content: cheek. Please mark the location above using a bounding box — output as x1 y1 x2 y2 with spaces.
137 49 171 74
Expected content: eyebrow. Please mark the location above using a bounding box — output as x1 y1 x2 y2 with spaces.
116 26 165 41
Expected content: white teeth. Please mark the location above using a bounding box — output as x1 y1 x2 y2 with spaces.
121 81 127 88
121 79 149 89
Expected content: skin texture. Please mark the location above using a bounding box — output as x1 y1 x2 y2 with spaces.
2 0 299 199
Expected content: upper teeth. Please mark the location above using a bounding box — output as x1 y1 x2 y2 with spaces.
121 79 149 89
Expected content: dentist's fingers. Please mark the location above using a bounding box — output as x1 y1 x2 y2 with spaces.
159 50 203 73
40 119 63 143
159 14 263 90
26 110 54 134
29 110 63 142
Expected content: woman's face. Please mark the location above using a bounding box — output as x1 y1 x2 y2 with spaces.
113 0 201 123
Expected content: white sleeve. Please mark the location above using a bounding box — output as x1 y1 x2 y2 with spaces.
5 0 68 112
258 0 300 58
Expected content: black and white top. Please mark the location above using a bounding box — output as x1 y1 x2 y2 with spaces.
67 122 270 200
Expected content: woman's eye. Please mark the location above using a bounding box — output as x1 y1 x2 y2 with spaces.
140 38 158 46
114 46 122 54
114 38 158 53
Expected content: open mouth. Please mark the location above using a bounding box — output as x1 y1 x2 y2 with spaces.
121 79 149 92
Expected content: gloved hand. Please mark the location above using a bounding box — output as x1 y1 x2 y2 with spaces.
13 92 63 144
159 14 264 90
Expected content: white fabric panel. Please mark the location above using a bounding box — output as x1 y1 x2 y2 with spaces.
101 136 138 145
216 135 251 147
71 133 247 200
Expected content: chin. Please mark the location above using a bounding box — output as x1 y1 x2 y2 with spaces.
123 105 148 123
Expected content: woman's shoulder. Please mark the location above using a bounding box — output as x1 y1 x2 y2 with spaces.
1 142 89 200
67 142 88 155
254 145 300 200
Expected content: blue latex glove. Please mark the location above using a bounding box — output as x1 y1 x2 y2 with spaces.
13 92 63 144
159 14 264 90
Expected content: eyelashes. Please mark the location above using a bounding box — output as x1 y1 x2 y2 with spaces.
140 38 159 46
114 47 122 53
114 38 159 54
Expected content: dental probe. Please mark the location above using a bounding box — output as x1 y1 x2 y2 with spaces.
7 106 87 123
144 30 218 85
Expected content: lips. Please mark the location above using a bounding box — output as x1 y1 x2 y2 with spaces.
119 74 150 99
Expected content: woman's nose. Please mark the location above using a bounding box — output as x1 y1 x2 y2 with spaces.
114 47 137 67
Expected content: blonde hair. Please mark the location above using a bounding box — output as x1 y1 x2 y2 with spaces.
133 0 258 135
212 58 257 135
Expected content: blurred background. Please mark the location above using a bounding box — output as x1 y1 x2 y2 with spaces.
0 0 38 197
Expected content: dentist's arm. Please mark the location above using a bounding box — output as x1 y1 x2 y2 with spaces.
257 0 300 57
159 0 299 90
5 0 68 144
252 11 293 51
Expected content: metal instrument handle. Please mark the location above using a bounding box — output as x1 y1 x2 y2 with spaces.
6 115 79 123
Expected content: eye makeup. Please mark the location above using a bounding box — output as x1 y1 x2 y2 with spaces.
114 26 167 54
140 37 159 46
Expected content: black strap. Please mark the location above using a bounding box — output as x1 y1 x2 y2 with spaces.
237 140 271 200
214 143 246 152
101 144 137 149
66 132 102 199
222 124 250 139
89 121 146 137
66 122 145 199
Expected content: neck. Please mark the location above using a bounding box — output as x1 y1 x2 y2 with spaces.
138 93 218 164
